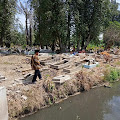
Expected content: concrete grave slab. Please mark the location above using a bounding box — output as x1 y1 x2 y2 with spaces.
23 74 34 84
52 75 71 84
0 87 8 120
83 62 99 69
63 64 82 73
15 74 34 84
111 55 120 59
50 60 70 70
40 56 63 66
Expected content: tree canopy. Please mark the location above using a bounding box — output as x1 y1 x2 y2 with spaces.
0 0 120 51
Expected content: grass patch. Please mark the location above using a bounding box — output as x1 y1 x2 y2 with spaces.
115 61 120 66
105 64 110 68
104 67 120 82
3 62 13 65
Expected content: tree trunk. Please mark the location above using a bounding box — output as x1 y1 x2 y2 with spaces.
52 39 55 52
67 6 71 51
0 32 3 46
29 24 32 47
25 14 29 45
81 38 85 50
77 39 80 51
84 35 91 50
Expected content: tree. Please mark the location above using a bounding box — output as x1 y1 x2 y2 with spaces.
0 0 16 47
72 0 111 50
104 21 120 49
17 0 33 46
31 0 112 52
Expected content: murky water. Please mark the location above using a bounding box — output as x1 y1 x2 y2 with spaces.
21 82 120 120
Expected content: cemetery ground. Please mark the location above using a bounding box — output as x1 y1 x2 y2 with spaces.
0 52 120 120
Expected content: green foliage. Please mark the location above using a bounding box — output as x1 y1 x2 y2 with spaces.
104 68 120 82
22 44 27 49
0 0 17 46
31 0 111 51
86 44 104 51
104 21 120 49
0 0 118 50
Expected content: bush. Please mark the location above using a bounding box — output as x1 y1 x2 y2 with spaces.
86 44 104 51
104 68 120 82
22 44 27 49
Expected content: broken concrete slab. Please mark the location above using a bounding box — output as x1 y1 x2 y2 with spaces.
23 74 34 84
15 74 34 84
0 87 8 120
52 75 71 84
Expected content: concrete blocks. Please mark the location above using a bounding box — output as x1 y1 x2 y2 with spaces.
52 75 71 84
0 87 8 120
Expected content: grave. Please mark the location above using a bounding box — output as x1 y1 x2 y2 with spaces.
111 55 120 59
40 56 62 66
40 57 54 66
63 64 82 73
50 60 70 70
0 87 8 120
52 75 71 84
15 74 34 84
83 62 99 69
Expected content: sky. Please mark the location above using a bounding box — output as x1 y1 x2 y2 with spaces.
17 0 120 28
117 0 120 3
16 0 27 27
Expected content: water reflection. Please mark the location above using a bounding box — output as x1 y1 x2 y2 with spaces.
21 82 120 120
104 96 120 120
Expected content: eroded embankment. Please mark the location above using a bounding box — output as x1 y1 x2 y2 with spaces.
8 64 109 120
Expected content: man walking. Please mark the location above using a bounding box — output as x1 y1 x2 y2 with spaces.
31 50 42 83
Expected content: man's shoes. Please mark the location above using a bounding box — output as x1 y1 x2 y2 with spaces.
32 80 37 84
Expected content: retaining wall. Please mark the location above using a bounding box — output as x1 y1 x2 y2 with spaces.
0 87 8 120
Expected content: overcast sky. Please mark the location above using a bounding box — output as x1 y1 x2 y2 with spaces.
117 0 120 3
17 0 120 28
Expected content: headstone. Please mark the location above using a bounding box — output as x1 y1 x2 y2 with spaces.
0 87 8 120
